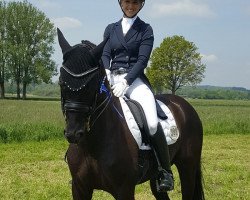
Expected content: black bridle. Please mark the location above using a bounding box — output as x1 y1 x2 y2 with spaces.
60 64 99 115
60 64 112 130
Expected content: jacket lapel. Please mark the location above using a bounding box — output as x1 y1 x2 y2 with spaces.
114 20 128 50
124 17 143 42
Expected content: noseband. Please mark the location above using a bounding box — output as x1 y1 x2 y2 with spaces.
64 100 93 115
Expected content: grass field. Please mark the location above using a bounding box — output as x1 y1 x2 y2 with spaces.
0 100 64 143
0 135 249 200
0 99 249 199
0 99 250 143
188 99 250 135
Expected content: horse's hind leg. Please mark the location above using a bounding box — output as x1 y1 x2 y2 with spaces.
150 178 170 200
175 161 197 200
72 179 93 200
115 185 136 200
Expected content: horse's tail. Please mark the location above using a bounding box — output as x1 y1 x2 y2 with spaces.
193 161 205 200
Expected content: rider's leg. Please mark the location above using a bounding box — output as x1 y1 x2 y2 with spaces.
126 78 174 192
150 123 174 192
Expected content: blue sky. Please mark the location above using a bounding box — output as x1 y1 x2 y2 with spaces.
6 0 250 89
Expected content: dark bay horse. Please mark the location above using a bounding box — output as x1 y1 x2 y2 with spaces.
57 28 205 200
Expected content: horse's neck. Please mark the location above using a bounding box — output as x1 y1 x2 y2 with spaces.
88 96 138 165
89 78 128 140
91 96 124 139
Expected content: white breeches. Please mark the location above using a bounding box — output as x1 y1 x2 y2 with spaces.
111 74 158 136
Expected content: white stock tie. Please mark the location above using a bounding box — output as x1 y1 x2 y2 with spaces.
122 16 137 35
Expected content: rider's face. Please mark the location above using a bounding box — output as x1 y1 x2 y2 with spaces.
121 0 142 18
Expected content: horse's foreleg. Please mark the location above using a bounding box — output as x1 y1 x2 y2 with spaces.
150 179 170 200
72 179 93 200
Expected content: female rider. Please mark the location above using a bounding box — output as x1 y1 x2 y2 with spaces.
101 0 174 192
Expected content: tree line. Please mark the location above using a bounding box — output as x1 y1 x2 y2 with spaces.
176 86 250 100
0 0 56 99
4 82 249 100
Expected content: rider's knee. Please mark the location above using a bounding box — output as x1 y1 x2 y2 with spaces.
148 122 158 136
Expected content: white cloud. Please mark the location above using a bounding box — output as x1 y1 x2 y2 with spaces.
149 0 216 18
52 17 83 30
201 54 218 63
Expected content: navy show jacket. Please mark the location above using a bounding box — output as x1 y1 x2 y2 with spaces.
101 17 154 85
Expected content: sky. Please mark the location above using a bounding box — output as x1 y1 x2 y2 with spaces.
5 0 250 89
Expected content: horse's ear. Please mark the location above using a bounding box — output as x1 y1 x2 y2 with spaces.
90 37 108 61
57 28 72 54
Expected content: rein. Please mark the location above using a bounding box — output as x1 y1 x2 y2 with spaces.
89 77 112 128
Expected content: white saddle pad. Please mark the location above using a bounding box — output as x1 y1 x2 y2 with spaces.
119 98 180 150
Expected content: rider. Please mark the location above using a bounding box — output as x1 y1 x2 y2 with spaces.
101 0 174 192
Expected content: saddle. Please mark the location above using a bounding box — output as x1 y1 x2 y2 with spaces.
120 96 179 150
125 98 168 145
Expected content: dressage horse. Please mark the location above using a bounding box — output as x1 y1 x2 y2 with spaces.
57 28 205 200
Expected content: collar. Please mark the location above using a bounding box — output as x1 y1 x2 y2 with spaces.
122 15 138 26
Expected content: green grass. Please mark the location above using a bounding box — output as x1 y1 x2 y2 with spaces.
0 99 249 199
188 99 250 135
0 139 70 200
0 99 250 143
0 100 64 143
0 135 249 199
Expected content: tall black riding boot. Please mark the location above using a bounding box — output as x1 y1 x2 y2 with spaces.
150 123 174 192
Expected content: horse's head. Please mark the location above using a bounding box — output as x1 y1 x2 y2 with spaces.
57 28 107 144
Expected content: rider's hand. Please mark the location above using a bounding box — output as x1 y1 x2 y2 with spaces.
111 79 128 97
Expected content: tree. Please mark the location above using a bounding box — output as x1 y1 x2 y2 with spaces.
5 1 56 99
0 1 7 98
146 35 206 94
146 67 164 94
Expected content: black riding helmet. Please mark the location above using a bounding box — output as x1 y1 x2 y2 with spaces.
118 0 145 18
